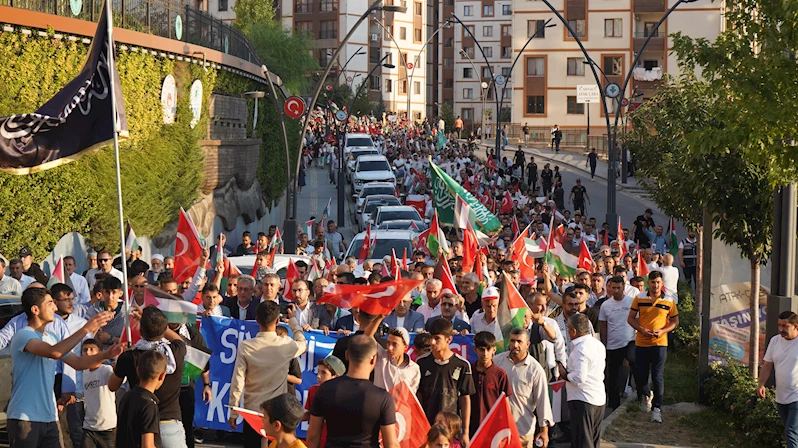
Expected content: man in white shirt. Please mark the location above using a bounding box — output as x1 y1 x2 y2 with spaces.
758 311 798 447
416 279 443 322
64 256 90 304
526 292 566 379
0 258 22 295
494 328 553 447
471 287 502 342
562 313 606 448
8 258 35 290
653 254 680 302
289 280 314 327
599 276 637 410
84 250 124 290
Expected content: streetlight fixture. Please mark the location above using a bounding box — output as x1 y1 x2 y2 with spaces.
339 47 367 84
406 19 452 121
293 0 407 246
460 47 490 138
240 91 265 134
349 73 363 88
537 0 698 227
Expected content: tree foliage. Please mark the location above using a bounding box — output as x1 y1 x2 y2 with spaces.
232 0 275 35
440 102 455 130
246 21 320 94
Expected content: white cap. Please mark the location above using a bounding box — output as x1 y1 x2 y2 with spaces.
481 286 500 300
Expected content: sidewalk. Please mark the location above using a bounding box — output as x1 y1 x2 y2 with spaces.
295 161 356 243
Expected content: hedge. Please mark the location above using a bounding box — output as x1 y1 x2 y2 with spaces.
0 28 273 260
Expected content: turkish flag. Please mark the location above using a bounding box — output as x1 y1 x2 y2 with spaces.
617 217 627 258
433 256 457 295
468 393 523 448
578 239 594 272
511 216 520 239
402 248 408 271
358 224 374 264
510 224 530 262
415 228 431 256
486 157 498 171
554 224 565 245
174 208 204 283
500 191 513 215
283 259 301 301
229 406 273 440
119 316 141 346
519 250 537 282
461 222 479 274
390 381 431 448
317 278 423 315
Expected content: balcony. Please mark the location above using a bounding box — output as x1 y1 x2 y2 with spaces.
633 31 665 52
633 0 665 13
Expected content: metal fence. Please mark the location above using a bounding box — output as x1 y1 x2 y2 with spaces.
2 0 264 66
464 123 611 157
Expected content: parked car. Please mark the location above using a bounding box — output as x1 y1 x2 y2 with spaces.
358 195 402 232
355 182 398 215
344 230 416 266
0 295 24 433
351 155 396 196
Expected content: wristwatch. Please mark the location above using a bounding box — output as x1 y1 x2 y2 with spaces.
204 383 210 388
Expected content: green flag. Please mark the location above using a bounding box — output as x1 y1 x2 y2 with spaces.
429 159 502 235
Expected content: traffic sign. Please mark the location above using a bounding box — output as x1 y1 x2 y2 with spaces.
347 76 353 83
335 110 348 122
621 98 629 107
284 96 306 119
325 84 333 91
605 83 621 99
495 75 506 86
576 85 600 104
407 62 414 70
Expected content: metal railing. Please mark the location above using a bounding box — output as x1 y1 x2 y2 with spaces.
2 0 264 66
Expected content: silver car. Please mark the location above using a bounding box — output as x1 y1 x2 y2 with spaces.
355 182 398 215
358 195 402 232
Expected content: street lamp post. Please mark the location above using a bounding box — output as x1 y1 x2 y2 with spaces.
537 0 698 227
405 19 452 122
339 47 366 85
347 55 395 122
348 73 363 89
460 48 488 137
293 0 407 242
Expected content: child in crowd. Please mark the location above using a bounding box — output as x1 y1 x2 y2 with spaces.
81 339 117 448
422 424 453 448
260 393 307 448
413 333 432 358
302 356 345 448
117 350 167 448
434 412 463 448
275 326 303 394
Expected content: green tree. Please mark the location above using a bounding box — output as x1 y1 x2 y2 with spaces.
246 21 320 94
439 102 455 130
624 74 775 377
233 0 276 34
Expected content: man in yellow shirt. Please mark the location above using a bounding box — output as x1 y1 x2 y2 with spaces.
627 271 679 424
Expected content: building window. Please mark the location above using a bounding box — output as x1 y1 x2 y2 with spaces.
567 57 585 76
319 49 333 67
605 18 622 37
501 67 511 77
462 108 473 120
567 96 585 114
444 78 454 88
463 88 473 99
218 0 228 11
385 79 392 92
501 25 511 36
319 20 337 39
444 37 454 47
644 22 658 36
484 47 493 58
486 88 494 100
464 5 473 16
402 52 409 66
462 47 474 58
370 46 380 63
527 20 545 38
503 89 511 99
369 76 380 90
526 57 544 76
383 25 393 40
568 19 586 38
320 0 336 12
294 0 310 12
483 26 493 37
399 80 408 94
414 81 421 94
414 1 422 15
526 96 545 114
400 27 407 40
501 46 511 58
481 67 491 79
463 67 473 78
465 25 475 37
604 56 623 75
295 21 312 33
385 52 393 65
444 58 454 69
414 111 422 120
643 59 659 70
414 28 422 42
483 5 494 16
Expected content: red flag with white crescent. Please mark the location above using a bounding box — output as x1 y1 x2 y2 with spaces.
173 208 203 283
617 217 627 258
317 278 424 315
467 393 522 448
390 381 431 448
578 239 594 272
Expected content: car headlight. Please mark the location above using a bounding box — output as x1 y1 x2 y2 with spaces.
355 179 363 185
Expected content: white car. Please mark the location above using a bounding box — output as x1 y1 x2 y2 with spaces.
351 155 396 195
343 133 376 155
344 230 417 265
227 254 312 279
367 205 424 228
358 195 402 232
346 148 380 183
356 182 399 214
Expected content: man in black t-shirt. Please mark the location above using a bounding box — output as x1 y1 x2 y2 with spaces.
633 208 655 247
307 335 398 448
586 147 599 179
568 179 590 215
109 307 187 448
117 350 167 448
416 318 476 446
527 157 538 192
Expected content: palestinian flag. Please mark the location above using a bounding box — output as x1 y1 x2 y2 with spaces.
305 219 316 237
182 346 210 380
427 210 450 259
125 220 140 252
155 297 199 325
268 228 283 252
496 273 530 352
668 217 679 257
322 198 332 220
47 256 74 290
544 216 578 278
429 159 502 235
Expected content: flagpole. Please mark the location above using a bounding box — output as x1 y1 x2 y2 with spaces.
105 0 132 345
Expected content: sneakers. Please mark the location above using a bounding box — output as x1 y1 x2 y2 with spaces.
651 407 663 423
640 392 653 413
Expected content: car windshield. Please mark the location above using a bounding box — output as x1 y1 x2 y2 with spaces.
379 221 427 231
378 210 421 223
351 150 378 160
347 137 375 147
347 237 414 260
362 186 395 197
364 197 401 214
357 160 391 172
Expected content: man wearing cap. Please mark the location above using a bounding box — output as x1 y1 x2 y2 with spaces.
19 247 49 285
367 323 421 394
0 258 22 295
633 209 656 247
471 287 503 342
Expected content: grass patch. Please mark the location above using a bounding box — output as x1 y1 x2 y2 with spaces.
662 349 699 405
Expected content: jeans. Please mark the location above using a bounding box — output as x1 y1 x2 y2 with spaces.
180 386 196 448
66 401 85 448
635 345 667 408
9 420 62 448
160 420 188 448
778 402 798 448
606 342 636 409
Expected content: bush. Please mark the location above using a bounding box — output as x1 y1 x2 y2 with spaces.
673 281 700 356
703 359 784 447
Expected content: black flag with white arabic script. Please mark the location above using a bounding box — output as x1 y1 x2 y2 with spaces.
0 0 128 175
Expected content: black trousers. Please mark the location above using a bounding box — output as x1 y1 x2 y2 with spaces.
179 386 195 448
243 417 264 448
567 400 604 448
606 341 636 409
82 429 115 448
9 420 63 448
